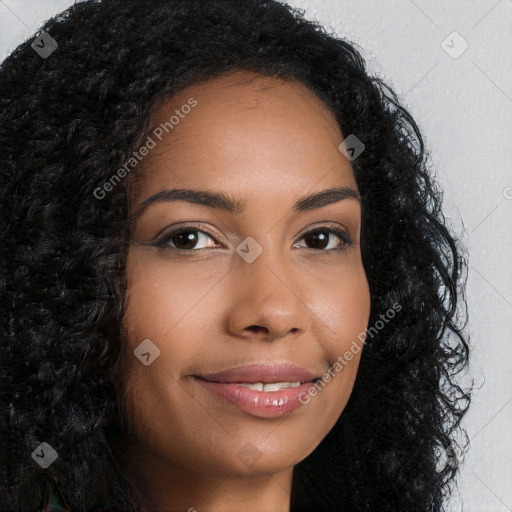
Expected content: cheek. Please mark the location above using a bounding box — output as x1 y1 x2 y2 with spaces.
304 260 370 404
311 259 371 348
308 262 369 401
122 248 219 345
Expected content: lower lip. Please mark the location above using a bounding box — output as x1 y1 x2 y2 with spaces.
194 377 318 419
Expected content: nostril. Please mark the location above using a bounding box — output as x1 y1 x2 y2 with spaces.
247 325 267 334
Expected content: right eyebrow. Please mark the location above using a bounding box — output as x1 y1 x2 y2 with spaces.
130 188 244 222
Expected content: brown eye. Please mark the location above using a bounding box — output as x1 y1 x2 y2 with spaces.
153 228 219 250
295 227 353 251
172 229 200 250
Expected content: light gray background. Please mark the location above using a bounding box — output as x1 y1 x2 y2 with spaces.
1 1 511 511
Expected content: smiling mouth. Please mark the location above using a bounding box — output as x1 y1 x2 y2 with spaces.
191 363 323 418
193 377 322 418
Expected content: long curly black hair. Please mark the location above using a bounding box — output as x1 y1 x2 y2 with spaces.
0 1 471 510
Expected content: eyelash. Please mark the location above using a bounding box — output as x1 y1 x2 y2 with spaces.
150 224 353 253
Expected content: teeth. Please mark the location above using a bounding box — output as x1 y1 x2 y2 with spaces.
237 381 301 392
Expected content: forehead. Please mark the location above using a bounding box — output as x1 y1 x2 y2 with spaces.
150 70 341 139
131 71 357 208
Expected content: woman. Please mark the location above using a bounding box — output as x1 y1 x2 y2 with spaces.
0 0 471 511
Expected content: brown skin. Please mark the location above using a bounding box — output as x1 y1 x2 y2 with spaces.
121 70 371 512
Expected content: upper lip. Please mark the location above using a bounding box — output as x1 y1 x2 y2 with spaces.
195 363 321 384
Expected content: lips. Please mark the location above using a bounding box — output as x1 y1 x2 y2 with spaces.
192 363 322 419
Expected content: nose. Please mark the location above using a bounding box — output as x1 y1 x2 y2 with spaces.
225 247 310 342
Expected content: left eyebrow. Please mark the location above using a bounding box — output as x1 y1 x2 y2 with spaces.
130 185 361 221
293 186 361 211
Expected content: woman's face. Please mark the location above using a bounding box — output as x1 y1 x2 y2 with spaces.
122 70 370 480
